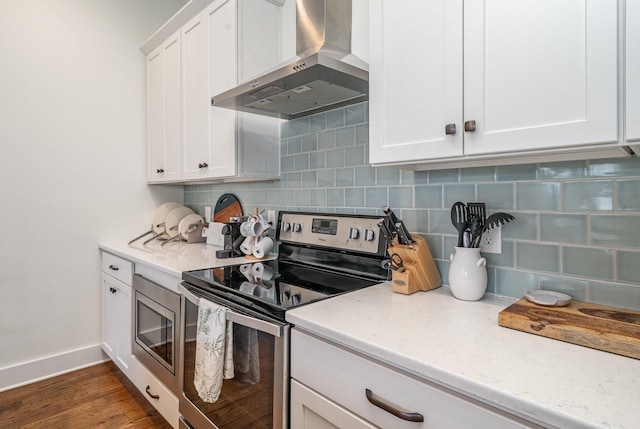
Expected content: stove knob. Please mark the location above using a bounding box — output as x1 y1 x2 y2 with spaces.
293 223 302 233
282 222 291 232
280 291 291 302
349 227 360 240
364 229 376 241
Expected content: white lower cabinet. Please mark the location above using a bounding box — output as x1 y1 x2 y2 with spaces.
130 356 179 429
291 329 539 429
101 253 132 377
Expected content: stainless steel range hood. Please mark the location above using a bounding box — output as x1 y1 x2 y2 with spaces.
211 0 368 120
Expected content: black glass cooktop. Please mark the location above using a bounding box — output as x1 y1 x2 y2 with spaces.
182 259 382 321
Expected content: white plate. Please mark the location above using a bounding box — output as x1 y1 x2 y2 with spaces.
164 207 194 238
178 213 204 240
151 202 183 234
525 290 572 307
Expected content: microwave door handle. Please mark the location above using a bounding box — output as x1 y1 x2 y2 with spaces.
179 283 283 337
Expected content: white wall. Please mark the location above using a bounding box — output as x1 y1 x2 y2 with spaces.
0 0 186 386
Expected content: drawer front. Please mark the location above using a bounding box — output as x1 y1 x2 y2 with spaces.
101 252 133 285
131 356 179 429
291 330 537 429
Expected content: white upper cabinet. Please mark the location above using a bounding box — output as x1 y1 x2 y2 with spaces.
627 0 640 143
369 0 463 164
463 0 617 155
237 0 296 83
146 31 182 183
143 0 280 184
370 0 620 167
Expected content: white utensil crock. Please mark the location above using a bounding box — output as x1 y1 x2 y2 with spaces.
448 247 487 301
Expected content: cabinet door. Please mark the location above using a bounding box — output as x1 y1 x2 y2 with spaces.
627 0 640 142
291 380 377 429
464 0 618 155
238 0 284 83
369 0 463 165
147 31 182 183
101 273 132 376
208 0 238 178
181 12 211 180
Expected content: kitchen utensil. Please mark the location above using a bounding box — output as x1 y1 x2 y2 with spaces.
128 202 183 244
214 193 243 223
468 216 483 248
164 207 195 238
484 212 515 231
499 298 640 360
467 202 486 227
178 213 204 240
450 202 468 247
377 220 395 246
525 290 572 307
395 222 413 247
381 253 405 272
384 206 414 243
463 230 471 248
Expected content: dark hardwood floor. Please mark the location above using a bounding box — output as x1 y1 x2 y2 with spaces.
0 361 172 429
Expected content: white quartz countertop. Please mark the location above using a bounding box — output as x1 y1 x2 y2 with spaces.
286 283 640 429
99 240 275 277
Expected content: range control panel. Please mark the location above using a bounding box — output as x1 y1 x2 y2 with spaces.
277 212 385 255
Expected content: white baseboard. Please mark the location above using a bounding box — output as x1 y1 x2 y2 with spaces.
0 344 108 392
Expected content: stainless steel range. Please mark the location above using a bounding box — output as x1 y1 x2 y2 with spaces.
178 211 388 429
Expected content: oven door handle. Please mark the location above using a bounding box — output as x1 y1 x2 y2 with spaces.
180 283 284 337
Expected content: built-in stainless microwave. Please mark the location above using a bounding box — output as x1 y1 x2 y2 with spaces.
132 274 181 395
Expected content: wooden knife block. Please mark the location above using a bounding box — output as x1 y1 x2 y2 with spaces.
388 235 441 295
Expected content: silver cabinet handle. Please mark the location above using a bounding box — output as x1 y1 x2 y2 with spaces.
464 120 477 132
445 123 457 135
365 388 424 422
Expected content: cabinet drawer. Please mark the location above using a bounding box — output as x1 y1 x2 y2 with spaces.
291 330 537 429
130 356 179 428
101 252 133 285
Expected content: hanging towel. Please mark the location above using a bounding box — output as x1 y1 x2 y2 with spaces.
194 298 234 403
233 325 260 385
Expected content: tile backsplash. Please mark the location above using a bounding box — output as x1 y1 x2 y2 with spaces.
185 102 640 310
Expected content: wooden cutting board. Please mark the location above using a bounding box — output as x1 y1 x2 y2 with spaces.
498 298 640 360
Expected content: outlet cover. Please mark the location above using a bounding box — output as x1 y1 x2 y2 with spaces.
480 227 502 254
267 210 276 225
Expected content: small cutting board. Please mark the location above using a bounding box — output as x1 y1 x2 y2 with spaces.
498 298 640 360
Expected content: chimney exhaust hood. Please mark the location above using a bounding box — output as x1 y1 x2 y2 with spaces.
211 0 368 120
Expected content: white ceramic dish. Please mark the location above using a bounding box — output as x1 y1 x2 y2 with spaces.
178 213 204 240
151 202 183 234
525 290 572 307
164 207 194 238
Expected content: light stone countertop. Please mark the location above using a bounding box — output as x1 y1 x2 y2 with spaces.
99 239 275 277
286 283 640 429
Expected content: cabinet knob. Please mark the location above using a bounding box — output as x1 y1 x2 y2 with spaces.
445 123 457 135
156 168 164 173
108 265 119 271
464 120 477 132
109 287 117 294
198 162 208 169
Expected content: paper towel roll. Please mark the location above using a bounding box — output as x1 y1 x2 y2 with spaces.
240 236 255 255
252 236 274 259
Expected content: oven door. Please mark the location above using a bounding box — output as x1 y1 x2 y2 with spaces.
179 283 289 429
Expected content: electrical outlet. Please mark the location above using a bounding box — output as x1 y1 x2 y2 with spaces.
267 210 276 225
480 227 502 254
